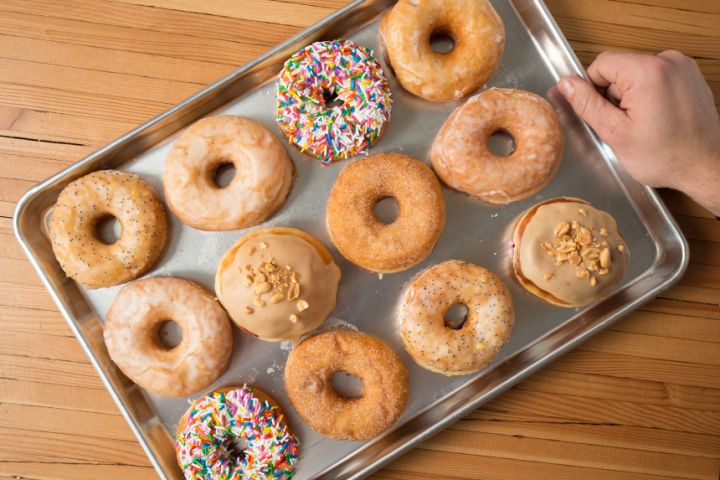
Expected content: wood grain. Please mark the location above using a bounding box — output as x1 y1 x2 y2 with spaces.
0 1 718 479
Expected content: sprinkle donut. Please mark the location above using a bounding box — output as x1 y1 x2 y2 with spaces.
276 39 392 164
176 386 299 479
49 170 167 289
400 260 515 376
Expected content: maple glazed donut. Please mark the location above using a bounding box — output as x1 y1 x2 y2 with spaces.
326 152 445 273
103 277 233 397
400 260 515 376
284 330 409 441
49 170 167 289
512 198 630 307
163 115 294 231
432 88 563 204
380 0 505 101
176 385 299 479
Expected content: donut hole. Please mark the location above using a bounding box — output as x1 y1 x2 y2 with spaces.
156 320 183 350
225 437 249 463
94 215 122 245
372 197 399 224
429 29 455 54
331 371 364 399
487 129 516 157
444 303 469 330
212 162 237 189
322 88 344 109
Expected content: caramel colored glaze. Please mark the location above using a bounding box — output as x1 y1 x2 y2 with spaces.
512 198 630 307
163 115 294 231
380 0 505 101
49 170 167 289
284 330 409 441
400 260 514 376
215 227 341 341
326 152 446 273
431 88 563 204
103 277 233 397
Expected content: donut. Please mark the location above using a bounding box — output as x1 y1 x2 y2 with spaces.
512 197 630 307
380 0 505 101
163 116 294 231
326 153 445 273
176 385 299 479
284 330 408 441
431 88 563 204
276 39 392 164
103 277 232 396
49 170 167 289
215 227 341 341
400 260 514 376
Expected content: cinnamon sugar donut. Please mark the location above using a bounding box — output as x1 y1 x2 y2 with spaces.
400 260 514 376
103 277 233 397
49 170 167 289
380 0 505 101
326 153 445 273
284 330 409 441
164 116 294 231
432 88 563 204
512 197 630 307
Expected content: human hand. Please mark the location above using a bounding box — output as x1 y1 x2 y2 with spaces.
557 50 720 215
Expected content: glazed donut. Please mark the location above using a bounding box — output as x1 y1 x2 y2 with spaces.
284 330 408 441
164 116 294 231
276 39 392 164
380 0 505 101
176 386 299 479
49 170 167 289
512 197 630 307
326 153 445 273
215 227 341 341
400 260 514 376
432 88 563 204
103 277 233 396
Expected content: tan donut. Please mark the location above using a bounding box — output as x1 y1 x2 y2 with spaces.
326 153 445 273
380 0 505 101
512 197 630 307
163 116 294 231
400 260 514 376
432 88 563 204
103 277 233 397
49 170 167 289
284 330 409 441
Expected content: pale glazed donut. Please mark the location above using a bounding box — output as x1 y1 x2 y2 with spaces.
176 386 299 479
49 170 167 289
400 260 514 376
432 88 563 204
215 227 341 341
163 116 294 231
103 277 233 396
380 0 505 101
284 330 409 441
512 197 630 307
326 152 445 273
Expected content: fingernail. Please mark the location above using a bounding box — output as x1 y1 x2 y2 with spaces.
558 78 574 99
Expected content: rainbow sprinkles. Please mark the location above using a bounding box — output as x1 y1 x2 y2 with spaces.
176 385 299 479
277 39 392 164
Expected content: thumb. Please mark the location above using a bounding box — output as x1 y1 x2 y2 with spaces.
557 75 627 144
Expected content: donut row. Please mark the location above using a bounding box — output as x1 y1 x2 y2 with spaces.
44 1 634 478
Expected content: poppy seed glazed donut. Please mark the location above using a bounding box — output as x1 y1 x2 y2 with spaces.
49 170 167 289
326 152 445 273
380 0 505 101
432 88 563 204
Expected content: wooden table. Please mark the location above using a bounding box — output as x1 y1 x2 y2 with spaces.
1 1 719 479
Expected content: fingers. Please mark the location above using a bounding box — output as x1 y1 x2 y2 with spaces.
557 75 629 144
586 51 648 93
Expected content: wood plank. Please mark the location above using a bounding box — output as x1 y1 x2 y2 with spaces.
0 353 104 389
0 462 155 480
0 378 117 414
0 304 74 337
0 329 89 364
610 310 720 343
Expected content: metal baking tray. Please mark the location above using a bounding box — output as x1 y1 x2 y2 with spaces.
14 1 688 478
